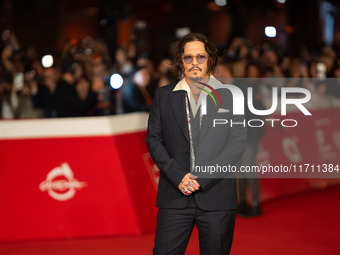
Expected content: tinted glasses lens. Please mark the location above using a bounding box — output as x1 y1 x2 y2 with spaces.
197 55 206 63
183 56 193 64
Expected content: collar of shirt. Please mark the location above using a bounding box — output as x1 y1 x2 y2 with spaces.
173 75 218 117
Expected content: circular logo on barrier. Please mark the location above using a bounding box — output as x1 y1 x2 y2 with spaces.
39 162 87 201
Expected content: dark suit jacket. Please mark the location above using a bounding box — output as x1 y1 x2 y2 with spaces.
146 82 247 211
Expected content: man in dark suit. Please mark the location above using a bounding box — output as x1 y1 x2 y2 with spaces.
146 33 247 255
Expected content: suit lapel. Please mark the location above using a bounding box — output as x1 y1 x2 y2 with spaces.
169 90 189 142
200 96 218 139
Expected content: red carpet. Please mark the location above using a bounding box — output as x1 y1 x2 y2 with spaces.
1 186 339 255
231 186 340 255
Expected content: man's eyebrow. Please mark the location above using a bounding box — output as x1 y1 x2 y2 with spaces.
183 53 206 55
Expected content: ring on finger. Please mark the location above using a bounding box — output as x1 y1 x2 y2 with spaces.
189 181 195 186
182 187 188 193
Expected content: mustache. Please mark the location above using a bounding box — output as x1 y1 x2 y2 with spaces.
189 66 202 72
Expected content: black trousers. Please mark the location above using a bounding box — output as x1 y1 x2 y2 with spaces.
153 195 236 255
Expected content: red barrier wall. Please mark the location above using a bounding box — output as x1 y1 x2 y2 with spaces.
0 109 339 241
257 107 340 201
0 113 158 241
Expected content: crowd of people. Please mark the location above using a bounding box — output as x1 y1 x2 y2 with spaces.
1 28 340 120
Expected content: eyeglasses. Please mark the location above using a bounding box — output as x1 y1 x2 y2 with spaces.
182 54 207 64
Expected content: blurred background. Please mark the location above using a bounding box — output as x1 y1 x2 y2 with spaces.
1 0 340 118
1 0 340 254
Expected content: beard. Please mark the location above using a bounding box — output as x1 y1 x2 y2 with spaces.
189 67 204 82
190 76 204 82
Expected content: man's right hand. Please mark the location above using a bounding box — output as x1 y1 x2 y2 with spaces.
178 173 200 195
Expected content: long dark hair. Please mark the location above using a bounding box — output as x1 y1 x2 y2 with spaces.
174 33 218 77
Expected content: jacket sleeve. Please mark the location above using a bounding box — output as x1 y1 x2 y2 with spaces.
145 89 185 188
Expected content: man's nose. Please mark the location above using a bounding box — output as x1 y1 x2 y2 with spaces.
192 56 199 65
